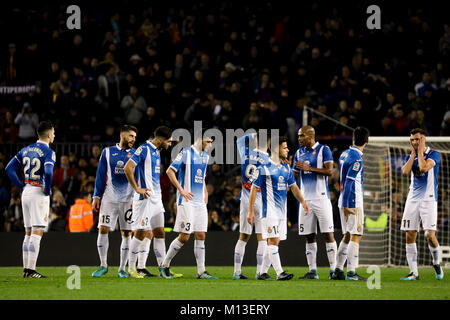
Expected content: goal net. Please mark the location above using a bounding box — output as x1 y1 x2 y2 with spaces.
360 137 450 267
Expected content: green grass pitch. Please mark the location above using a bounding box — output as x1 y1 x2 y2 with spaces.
0 266 448 300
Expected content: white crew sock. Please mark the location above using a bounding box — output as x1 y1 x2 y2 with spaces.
97 233 109 268
194 240 206 275
347 241 359 273
119 236 130 271
428 244 441 266
326 241 337 271
128 237 143 271
268 245 283 276
27 234 42 270
137 237 151 269
406 243 418 276
256 240 267 275
336 240 349 270
153 238 166 267
233 239 247 274
23 235 30 269
162 238 184 268
306 242 318 271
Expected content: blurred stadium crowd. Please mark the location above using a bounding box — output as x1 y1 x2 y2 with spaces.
0 1 449 232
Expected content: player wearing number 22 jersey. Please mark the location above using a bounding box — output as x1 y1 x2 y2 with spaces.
233 132 271 280
6 121 56 278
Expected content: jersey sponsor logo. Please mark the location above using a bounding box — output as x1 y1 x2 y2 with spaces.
155 159 161 174
135 147 143 156
277 175 286 190
195 168 204 183
115 160 125 174
352 162 361 171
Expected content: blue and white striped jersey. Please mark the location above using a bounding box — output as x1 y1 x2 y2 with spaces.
292 142 333 200
338 146 364 208
129 141 162 201
169 145 209 206
405 147 440 201
236 133 270 201
6 140 56 195
94 144 136 203
253 159 296 219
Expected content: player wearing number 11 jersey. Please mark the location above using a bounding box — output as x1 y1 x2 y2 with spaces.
6 121 56 278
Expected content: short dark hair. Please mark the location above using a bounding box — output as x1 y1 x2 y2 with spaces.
353 126 370 147
37 121 54 138
154 126 172 139
120 124 138 134
410 128 427 136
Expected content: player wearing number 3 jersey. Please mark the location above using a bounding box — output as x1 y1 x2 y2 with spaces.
91 125 137 278
232 132 271 280
6 121 56 278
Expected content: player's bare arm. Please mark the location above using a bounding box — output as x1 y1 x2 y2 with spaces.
401 148 416 176
295 161 333 176
247 184 257 224
92 197 101 212
204 183 208 204
124 159 151 198
289 184 309 214
166 167 193 200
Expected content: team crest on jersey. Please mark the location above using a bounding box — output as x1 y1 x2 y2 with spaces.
352 162 361 171
135 147 143 156
180 221 185 229
312 150 317 155
267 226 272 233
127 152 132 158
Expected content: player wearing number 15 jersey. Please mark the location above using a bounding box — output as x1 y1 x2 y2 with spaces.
91 125 137 279
6 121 56 278
232 132 271 280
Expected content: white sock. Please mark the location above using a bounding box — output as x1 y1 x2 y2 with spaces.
137 237 151 269
23 235 30 269
162 238 184 268
406 243 418 276
261 247 272 274
97 233 109 268
119 236 130 271
233 239 247 274
306 242 318 271
256 240 267 275
336 240 349 270
268 245 283 276
194 240 206 275
326 241 337 271
153 238 166 267
428 244 441 266
347 241 359 273
128 237 143 271
27 234 42 270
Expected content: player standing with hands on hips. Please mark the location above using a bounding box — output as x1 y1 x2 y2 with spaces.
6 121 56 278
332 127 369 281
248 136 309 280
400 128 444 280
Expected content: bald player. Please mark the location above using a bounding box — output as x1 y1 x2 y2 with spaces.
292 126 337 280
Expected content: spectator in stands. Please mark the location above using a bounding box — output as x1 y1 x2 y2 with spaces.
53 155 77 188
4 187 23 232
414 72 438 98
48 188 68 232
0 111 18 143
68 191 94 232
120 85 147 126
208 210 229 231
14 103 39 142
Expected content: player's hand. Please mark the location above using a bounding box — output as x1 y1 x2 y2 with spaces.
247 211 255 225
92 198 101 212
137 187 151 199
301 201 310 215
418 136 426 154
343 207 356 221
180 189 194 201
297 161 310 171
410 140 416 156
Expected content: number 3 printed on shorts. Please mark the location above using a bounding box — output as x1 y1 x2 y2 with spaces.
185 223 191 232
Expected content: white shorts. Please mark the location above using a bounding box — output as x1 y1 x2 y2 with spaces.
98 201 133 231
298 198 334 235
239 196 263 235
401 200 438 231
174 203 208 234
261 217 287 241
339 207 364 235
132 197 165 231
22 185 50 228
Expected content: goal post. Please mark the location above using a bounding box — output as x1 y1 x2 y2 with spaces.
360 136 450 267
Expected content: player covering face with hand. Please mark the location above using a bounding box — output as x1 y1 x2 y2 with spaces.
248 137 309 281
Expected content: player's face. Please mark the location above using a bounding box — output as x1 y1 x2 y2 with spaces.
48 128 55 143
298 129 307 146
202 138 213 152
279 142 289 160
123 131 136 148
161 138 173 150
410 133 422 151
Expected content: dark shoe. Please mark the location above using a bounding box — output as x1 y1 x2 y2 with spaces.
298 269 319 279
23 268 30 278
346 271 368 281
433 264 444 280
277 271 294 281
331 268 346 280
257 273 274 280
27 270 47 278
137 268 157 277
